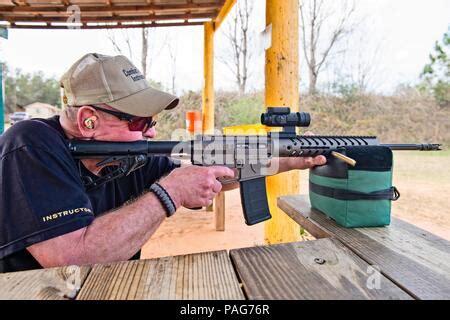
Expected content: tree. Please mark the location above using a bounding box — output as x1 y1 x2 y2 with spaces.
107 28 167 80
300 0 356 95
141 28 149 78
327 17 385 96
166 41 178 95
219 0 254 95
4 67 61 112
106 29 134 61
420 30 450 107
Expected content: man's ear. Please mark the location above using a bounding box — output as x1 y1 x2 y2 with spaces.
76 106 98 138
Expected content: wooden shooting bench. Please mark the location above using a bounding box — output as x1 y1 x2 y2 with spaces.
1 195 449 300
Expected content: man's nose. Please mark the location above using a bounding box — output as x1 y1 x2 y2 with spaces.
143 126 156 138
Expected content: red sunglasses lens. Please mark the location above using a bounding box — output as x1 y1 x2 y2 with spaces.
128 117 154 132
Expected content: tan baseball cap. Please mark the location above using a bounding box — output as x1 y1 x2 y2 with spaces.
60 53 179 117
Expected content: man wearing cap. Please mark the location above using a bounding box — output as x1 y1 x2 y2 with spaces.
0 53 326 273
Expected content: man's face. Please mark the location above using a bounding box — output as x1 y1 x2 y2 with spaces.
81 104 157 142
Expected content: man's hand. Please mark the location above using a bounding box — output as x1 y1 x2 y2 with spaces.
159 166 235 208
293 131 327 169
289 155 327 169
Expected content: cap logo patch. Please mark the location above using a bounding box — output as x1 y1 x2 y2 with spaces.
122 67 145 82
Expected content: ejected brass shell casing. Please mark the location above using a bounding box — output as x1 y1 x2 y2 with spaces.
331 151 357 167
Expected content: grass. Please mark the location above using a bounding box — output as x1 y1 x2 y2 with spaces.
391 151 450 240
393 150 450 184
396 149 449 157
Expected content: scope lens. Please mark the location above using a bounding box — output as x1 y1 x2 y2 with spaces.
297 112 311 127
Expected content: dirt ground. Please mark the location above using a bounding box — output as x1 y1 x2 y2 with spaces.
389 151 450 240
141 151 450 259
141 188 265 259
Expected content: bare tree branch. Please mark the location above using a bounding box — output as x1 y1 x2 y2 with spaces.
217 55 240 79
218 0 254 95
122 29 133 61
142 28 149 78
167 41 178 94
106 29 123 55
300 2 311 68
299 0 356 95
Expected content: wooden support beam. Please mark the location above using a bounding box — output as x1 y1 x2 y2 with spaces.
202 21 224 230
0 2 225 13
9 21 205 29
215 192 225 231
202 21 214 134
11 0 27 6
185 0 193 22
2 12 215 23
264 0 301 245
213 0 235 30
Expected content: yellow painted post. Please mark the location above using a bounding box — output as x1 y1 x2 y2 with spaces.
215 191 225 231
264 0 300 244
214 0 237 30
202 21 215 134
202 21 221 222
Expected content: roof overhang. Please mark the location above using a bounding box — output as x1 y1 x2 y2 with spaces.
0 0 228 29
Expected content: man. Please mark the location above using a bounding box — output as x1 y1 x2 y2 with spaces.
0 53 326 273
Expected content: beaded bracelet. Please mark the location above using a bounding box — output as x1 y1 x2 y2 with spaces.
149 182 177 217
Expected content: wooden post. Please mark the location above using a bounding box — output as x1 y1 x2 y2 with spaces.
202 21 223 228
202 21 214 135
204 1 236 229
264 0 300 244
214 0 237 30
215 192 225 231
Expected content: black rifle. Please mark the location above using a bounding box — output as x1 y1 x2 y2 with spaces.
68 107 441 225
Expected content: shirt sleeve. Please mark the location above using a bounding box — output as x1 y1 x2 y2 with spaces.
0 145 94 259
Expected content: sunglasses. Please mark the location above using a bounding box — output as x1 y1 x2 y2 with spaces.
87 105 157 132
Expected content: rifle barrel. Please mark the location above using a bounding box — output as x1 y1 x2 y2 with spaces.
381 144 441 151
68 140 185 157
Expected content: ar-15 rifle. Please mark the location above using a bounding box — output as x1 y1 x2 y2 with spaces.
68 107 441 225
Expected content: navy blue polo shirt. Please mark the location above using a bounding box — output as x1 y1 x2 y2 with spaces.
0 116 177 273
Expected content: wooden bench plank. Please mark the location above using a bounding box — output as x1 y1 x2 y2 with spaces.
76 250 244 300
0 265 91 300
230 238 412 300
278 195 450 300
